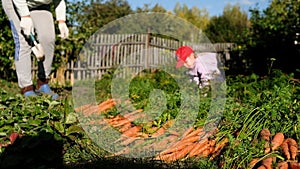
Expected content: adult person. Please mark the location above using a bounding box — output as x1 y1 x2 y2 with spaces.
2 0 69 99
175 46 222 89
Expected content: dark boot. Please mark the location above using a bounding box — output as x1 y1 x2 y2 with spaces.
21 85 37 97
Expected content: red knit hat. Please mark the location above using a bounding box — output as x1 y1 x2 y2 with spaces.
175 46 194 68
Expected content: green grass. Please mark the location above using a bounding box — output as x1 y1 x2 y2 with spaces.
1 69 300 169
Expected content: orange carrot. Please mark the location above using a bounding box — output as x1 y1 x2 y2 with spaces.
261 157 273 169
123 109 143 118
189 139 211 157
260 128 271 153
111 118 131 127
212 137 229 154
159 142 192 156
271 132 284 151
151 127 166 137
112 146 130 156
98 99 116 108
119 123 133 133
289 162 300 169
120 136 137 145
188 138 209 157
180 135 201 144
249 158 260 169
184 127 203 138
167 130 180 136
122 125 142 137
82 105 99 116
126 113 146 122
277 161 288 169
163 143 195 162
209 138 229 160
257 165 267 169
98 102 116 112
181 126 194 138
200 146 215 157
260 128 271 141
166 135 179 143
74 103 92 113
286 138 298 160
281 139 290 160
155 153 174 161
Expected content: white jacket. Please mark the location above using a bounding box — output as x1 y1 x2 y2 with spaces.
188 52 222 87
12 0 66 21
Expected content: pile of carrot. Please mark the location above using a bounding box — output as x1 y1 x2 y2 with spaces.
154 128 228 162
75 99 231 162
74 98 117 116
249 128 300 169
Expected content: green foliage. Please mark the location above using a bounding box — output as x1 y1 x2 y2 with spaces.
216 70 300 168
0 3 17 81
246 0 300 75
204 3 250 43
173 2 210 30
0 86 105 168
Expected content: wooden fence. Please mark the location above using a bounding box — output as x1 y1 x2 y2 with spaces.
32 33 236 85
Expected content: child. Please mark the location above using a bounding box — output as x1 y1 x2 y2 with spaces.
175 46 222 89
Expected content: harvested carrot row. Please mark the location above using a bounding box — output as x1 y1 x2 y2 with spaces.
81 105 99 116
122 125 142 137
123 109 143 119
159 141 192 156
200 146 215 157
281 139 290 160
261 157 273 169
167 130 180 136
110 118 131 127
260 128 271 153
112 146 130 156
186 138 208 157
163 143 196 162
181 126 194 138
98 101 116 112
151 120 175 137
249 158 260 169
151 127 166 137
189 139 211 157
184 127 203 139
118 123 133 133
209 138 229 161
257 165 267 169
289 162 300 169
98 99 116 108
74 103 93 113
277 161 288 169
179 135 201 146
211 137 229 154
260 128 271 142
270 132 284 151
120 136 137 146
286 138 298 160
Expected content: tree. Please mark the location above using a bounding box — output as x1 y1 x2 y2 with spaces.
246 0 300 75
204 3 250 43
173 2 210 31
136 4 167 13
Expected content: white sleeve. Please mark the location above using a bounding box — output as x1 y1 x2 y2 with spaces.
55 0 66 21
12 0 30 17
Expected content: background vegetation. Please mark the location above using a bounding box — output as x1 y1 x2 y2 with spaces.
1 0 299 81
0 0 300 169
